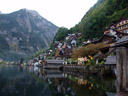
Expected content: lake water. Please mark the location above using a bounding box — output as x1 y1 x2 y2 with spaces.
0 65 116 96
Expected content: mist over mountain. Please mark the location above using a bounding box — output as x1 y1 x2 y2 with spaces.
0 9 58 61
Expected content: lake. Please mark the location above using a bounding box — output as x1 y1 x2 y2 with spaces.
0 65 116 96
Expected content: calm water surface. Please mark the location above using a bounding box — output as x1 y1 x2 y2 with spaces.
0 65 116 96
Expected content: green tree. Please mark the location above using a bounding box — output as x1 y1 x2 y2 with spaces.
54 27 69 41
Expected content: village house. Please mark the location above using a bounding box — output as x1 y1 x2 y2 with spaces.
65 33 82 41
97 19 128 53
71 39 77 46
54 33 82 59
104 26 128 40
54 41 63 49
105 56 116 70
66 36 70 40
82 19 128 73
96 19 128 73
83 34 116 46
84 18 128 46
104 19 128 34
55 42 72 59
65 34 76 40
48 50 53 56
83 40 93 46
77 33 82 38
116 18 128 33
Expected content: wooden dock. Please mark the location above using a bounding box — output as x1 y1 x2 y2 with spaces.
44 65 62 69
44 59 64 69
46 59 65 64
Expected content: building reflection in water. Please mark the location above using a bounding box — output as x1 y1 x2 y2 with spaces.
26 66 116 96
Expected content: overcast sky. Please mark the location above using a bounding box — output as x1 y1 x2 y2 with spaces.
0 0 98 28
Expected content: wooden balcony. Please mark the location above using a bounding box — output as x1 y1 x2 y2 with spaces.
118 26 128 31
117 22 128 27
104 30 110 34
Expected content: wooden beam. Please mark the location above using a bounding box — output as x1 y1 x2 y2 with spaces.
126 48 128 91
116 47 128 92
116 47 123 92
122 47 127 91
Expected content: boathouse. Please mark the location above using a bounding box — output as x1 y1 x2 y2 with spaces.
112 36 128 92
105 56 116 71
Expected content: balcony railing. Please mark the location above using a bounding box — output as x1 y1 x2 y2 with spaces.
118 26 128 31
104 30 110 34
117 22 128 27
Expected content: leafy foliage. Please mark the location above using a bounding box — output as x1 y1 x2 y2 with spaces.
72 43 106 58
79 0 128 40
27 49 43 61
54 27 69 41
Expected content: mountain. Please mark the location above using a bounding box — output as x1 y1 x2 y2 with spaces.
54 0 128 41
0 9 58 61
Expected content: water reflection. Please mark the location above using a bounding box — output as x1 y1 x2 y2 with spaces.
0 65 51 96
28 66 116 96
0 65 116 96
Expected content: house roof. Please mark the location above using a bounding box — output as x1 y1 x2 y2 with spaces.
113 36 128 47
105 56 116 65
92 34 116 44
99 43 115 49
116 18 128 23
83 34 116 46
62 43 66 48
113 29 128 35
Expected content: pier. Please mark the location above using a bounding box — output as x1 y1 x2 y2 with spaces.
44 59 65 69
46 59 65 64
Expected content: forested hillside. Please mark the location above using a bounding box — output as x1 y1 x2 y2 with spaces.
54 0 128 41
